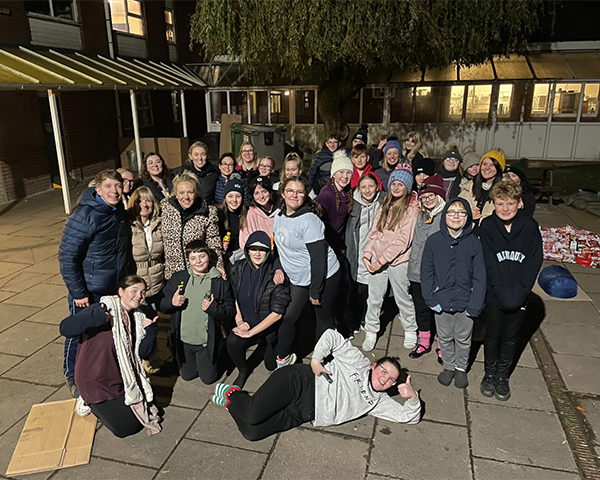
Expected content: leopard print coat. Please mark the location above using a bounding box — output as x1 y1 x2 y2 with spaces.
160 196 224 280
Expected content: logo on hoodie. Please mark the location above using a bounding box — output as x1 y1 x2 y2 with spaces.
350 372 374 406
496 250 526 263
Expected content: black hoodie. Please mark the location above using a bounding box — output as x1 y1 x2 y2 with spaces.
421 197 487 316
479 210 543 311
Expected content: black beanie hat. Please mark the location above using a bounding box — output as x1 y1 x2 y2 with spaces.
506 158 528 182
412 157 436 177
352 124 368 144
223 178 244 198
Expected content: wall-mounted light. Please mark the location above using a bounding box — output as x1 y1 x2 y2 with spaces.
284 90 290 96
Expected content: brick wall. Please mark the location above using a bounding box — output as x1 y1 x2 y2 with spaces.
60 91 120 180
79 0 109 55
0 91 51 201
0 0 31 45
145 0 169 62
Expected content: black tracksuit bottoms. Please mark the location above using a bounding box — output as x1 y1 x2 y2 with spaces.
227 364 315 441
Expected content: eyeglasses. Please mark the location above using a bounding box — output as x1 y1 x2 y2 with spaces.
326 140 339 146
122 179 134 184
147 160 163 166
446 210 467 217
377 364 398 385
284 189 306 197
259 164 273 169
420 193 436 201
241 149 254 154
445 158 460 164
220 162 235 167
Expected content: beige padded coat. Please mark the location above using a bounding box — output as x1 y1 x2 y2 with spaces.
131 215 165 297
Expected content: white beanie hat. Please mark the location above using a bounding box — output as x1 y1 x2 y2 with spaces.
330 150 354 178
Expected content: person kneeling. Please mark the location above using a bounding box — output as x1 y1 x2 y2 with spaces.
59 275 162 438
210 329 421 441
227 231 291 388
161 241 235 384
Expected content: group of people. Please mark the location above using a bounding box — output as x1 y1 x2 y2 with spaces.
57 129 542 441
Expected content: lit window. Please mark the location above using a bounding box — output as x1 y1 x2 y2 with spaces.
448 86 465 117
210 92 227 124
416 87 431 97
25 0 76 20
531 84 550 115
110 0 144 36
466 85 492 118
497 84 514 117
553 84 581 116
165 9 176 43
296 90 315 124
582 84 599 116
270 90 289 124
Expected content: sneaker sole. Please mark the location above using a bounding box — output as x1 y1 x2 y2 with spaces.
480 386 495 397
495 391 511 401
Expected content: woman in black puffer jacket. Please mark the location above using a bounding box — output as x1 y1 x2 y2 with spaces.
226 230 291 388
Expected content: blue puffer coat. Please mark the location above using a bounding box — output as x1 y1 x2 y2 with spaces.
58 188 129 300
420 197 487 317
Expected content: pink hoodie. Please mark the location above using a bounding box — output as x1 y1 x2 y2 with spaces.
364 203 419 266
239 206 277 250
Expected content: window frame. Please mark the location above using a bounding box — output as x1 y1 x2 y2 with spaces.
110 0 145 37
165 8 176 44
25 0 78 23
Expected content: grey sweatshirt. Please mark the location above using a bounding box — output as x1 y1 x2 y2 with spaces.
311 329 421 427
407 211 443 283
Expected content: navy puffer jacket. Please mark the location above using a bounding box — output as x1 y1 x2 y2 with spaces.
420 197 487 317
58 188 128 299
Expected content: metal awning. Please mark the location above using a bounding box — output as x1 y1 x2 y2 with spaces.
191 51 600 88
0 46 206 90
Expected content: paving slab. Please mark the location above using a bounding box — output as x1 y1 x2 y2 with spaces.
93 405 198 468
262 428 369 480
187 402 274 452
388 334 442 376
371 419 471 480
467 363 554 412
21 255 60 275
473 458 582 480
0 353 23 375
31 243 60 263
542 323 600 358
3 283 67 308
411 372 467 425
0 271 54 293
0 378 55 435
151 373 214 410
0 303 40 333
367 475 400 480
237 361 276 394
565 263 600 275
26 299 68 325
1 342 65 386
573 274 600 294
51 456 156 480
0 223 32 235
0 290 15 302
543 299 600 326
469 402 577 472
156 438 267 480
16 216 66 229
316 413 376 439
0 418 57 480
578 397 600 448
0 321 60 356
44 385 73 403
0 261 27 280
12 225 64 238
589 293 600 312
554 353 600 394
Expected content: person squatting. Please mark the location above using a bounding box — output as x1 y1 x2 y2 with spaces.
58 134 542 439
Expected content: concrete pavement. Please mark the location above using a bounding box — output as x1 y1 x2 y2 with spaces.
0 184 598 480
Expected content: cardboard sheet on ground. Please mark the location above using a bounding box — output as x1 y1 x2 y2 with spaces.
6 399 97 476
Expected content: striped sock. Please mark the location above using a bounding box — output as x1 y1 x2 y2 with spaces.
210 394 227 408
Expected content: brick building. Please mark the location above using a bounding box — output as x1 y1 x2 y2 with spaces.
0 0 207 203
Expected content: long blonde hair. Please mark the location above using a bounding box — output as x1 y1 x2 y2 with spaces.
280 152 303 183
404 131 428 163
376 189 409 233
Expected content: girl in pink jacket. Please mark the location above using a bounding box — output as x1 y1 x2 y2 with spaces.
362 164 419 352
239 177 280 250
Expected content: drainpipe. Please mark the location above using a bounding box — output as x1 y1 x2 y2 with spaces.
130 90 142 173
48 89 72 215
104 0 115 59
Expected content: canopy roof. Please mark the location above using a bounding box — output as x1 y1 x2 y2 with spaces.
0 46 206 90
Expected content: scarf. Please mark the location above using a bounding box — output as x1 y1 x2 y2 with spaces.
101 296 162 436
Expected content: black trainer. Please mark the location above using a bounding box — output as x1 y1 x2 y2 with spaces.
480 374 495 398
495 377 511 401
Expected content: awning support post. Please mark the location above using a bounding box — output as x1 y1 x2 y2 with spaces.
47 89 71 215
129 89 143 173
180 89 188 138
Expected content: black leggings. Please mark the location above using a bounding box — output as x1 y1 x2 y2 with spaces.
276 269 341 359
90 397 144 438
409 282 435 332
179 342 219 384
227 325 278 373
227 364 315 441
483 300 526 379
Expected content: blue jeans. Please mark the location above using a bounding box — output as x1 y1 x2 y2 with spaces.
63 293 101 378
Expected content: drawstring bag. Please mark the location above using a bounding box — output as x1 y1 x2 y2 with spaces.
538 265 578 299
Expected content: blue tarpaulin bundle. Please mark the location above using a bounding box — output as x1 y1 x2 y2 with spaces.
538 265 578 299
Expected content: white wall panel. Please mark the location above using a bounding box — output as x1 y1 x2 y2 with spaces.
519 124 547 158
491 124 519 158
547 125 576 158
574 125 600 159
29 17 82 50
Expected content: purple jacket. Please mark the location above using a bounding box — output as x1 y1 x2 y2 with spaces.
316 180 351 254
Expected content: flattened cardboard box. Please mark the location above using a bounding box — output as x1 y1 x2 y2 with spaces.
6 399 97 476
